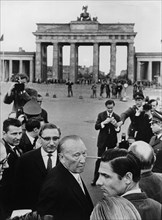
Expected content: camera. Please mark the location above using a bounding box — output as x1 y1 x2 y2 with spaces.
14 82 25 92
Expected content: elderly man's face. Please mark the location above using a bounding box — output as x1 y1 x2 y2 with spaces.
40 128 60 153
3 125 22 146
60 139 87 173
97 161 126 197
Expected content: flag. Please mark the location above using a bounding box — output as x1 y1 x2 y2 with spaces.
0 34 4 41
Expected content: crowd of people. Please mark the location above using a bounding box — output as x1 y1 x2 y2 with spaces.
0 73 162 220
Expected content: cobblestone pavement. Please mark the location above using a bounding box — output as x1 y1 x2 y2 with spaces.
0 82 162 205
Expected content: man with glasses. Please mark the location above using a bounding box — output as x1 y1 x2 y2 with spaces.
13 123 61 211
37 135 93 220
149 113 162 173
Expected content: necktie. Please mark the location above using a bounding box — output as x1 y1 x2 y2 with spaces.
13 147 21 157
33 137 38 148
47 153 52 171
77 175 85 194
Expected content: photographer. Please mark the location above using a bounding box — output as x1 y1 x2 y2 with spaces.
3 73 37 112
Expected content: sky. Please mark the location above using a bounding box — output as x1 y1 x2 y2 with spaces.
0 0 161 75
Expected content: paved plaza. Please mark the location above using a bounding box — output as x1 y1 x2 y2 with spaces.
0 82 162 205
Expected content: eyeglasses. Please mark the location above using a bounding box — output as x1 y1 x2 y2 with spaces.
0 153 10 167
41 136 60 142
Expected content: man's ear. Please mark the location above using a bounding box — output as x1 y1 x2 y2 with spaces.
123 172 133 185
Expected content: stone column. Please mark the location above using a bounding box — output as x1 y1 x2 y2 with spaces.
148 61 152 81
127 43 134 82
29 60 34 82
137 61 141 81
58 44 63 81
75 45 78 81
110 43 116 79
35 42 41 82
9 59 13 80
93 43 99 82
19 59 23 74
70 43 76 83
53 43 59 81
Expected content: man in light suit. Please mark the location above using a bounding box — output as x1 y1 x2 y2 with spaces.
13 123 61 211
91 99 121 185
37 135 93 220
149 113 162 173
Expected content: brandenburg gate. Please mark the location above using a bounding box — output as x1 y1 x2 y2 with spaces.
33 7 136 83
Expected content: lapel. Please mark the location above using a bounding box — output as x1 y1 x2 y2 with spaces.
151 136 161 147
32 148 47 174
59 163 91 205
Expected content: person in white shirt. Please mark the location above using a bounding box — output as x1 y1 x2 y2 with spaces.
13 123 61 211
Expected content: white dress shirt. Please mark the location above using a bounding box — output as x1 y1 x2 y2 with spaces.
41 147 57 169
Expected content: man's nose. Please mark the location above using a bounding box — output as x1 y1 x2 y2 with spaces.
3 161 9 169
79 154 86 163
96 175 102 186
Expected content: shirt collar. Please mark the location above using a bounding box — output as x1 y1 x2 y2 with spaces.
122 188 141 197
41 147 57 157
26 131 35 144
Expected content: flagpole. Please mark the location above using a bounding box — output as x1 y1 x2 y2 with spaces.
0 34 4 81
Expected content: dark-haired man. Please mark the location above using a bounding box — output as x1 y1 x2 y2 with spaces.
18 118 41 153
1 118 22 218
13 123 61 211
91 99 121 186
97 148 162 220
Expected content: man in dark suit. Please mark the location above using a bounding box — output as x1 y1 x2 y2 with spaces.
91 99 121 185
37 135 93 220
37 94 48 123
13 123 61 211
96 148 162 220
1 118 23 218
129 140 162 204
119 92 144 139
149 113 162 173
18 118 41 153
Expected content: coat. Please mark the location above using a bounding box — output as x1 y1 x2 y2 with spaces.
13 148 59 210
139 171 162 204
123 192 162 220
149 135 162 173
95 111 120 149
18 132 35 153
37 163 93 220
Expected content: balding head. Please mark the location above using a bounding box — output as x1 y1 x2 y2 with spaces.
128 141 155 170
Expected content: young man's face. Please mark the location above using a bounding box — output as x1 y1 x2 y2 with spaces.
3 125 22 146
97 161 127 197
106 104 114 114
135 99 143 108
150 101 158 111
151 121 162 134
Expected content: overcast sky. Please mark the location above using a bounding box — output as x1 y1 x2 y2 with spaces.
0 0 161 74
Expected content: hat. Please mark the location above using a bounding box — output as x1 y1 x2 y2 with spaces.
152 112 162 123
134 92 144 100
23 99 41 116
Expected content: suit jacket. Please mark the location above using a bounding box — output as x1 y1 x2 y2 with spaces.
37 163 93 220
0 139 22 212
95 111 120 149
18 132 34 153
139 171 162 204
149 135 162 173
13 148 59 210
41 108 48 123
123 192 162 220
